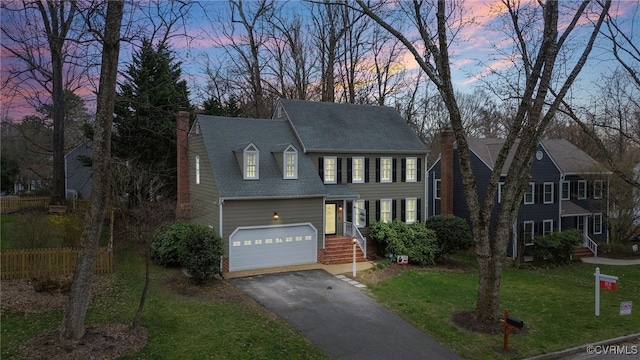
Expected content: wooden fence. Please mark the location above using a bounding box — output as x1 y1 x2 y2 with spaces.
0 196 91 214
1 247 113 280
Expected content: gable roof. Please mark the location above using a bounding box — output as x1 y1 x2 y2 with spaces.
462 137 608 175
277 99 427 154
195 115 326 199
540 139 609 175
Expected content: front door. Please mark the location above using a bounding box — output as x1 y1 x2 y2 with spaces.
325 204 336 235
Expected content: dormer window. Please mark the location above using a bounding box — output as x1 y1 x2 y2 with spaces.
283 145 298 179
243 144 259 180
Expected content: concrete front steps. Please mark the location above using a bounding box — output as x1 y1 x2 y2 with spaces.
323 236 367 265
572 246 594 259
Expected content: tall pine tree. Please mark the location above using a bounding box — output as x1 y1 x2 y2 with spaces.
113 38 191 201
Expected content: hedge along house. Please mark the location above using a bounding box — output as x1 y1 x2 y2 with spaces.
176 99 428 273
428 129 611 260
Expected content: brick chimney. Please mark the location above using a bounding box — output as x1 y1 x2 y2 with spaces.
176 111 191 220
440 128 454 216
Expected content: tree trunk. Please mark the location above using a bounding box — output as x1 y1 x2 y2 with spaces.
60 0 124 341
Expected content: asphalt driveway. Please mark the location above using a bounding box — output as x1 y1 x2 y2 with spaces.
231 269 462 360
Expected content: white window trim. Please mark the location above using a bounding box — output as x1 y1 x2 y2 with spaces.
524 221 534 245
380 199 392 223
543 182 554 204
354 200 365 228
352 157 365 183
594 180 603 199
243 145 259 180
434 179 441 200
380 157 392 183
593 213 603 234
561 181 570 200
543 219 554 235
283 147 298 179
405 157 417 182
195 154 200 184
324 156 337 184
498 182 505 203
578 180 587 199
524 182 535 205
405 197 417 224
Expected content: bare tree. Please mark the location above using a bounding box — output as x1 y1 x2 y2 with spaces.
310 0 354 102
61 0 124 341
1 0 93 203
203 0 275 117
356 0 612 324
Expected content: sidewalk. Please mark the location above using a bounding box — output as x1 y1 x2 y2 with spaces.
581 257 640 266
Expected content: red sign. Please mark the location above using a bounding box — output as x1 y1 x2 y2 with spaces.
600 279 617 292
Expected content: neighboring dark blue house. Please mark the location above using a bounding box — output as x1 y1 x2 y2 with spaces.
427 130 610 259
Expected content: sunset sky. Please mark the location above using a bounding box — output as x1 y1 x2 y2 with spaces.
1 0 638 120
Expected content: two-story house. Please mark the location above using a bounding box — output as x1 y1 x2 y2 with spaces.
427 129 610 260
176 99 428 273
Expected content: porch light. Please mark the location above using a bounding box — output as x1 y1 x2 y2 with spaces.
273 212 279 220
338 205 343 212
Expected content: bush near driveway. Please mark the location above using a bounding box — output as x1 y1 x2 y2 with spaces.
368 220 438 266
151 222 223 284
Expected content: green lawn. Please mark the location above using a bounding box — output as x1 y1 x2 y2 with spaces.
1 249 329 360
367 253 640 360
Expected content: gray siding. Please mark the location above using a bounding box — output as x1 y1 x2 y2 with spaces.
308 152 426 224
189 132 220 230
221 197 324 255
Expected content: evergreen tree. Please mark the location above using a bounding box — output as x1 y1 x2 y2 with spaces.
113 38 191 200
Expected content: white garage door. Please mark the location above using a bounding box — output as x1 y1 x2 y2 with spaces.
229 223 317 271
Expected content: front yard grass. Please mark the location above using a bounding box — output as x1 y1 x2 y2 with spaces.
1 249 329 360
367 253 640 359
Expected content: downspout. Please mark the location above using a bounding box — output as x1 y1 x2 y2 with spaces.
219 198 224 271
606 175 610 244
559 174 565 233
424 154 429 221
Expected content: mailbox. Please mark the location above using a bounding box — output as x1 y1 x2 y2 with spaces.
506 316 524 329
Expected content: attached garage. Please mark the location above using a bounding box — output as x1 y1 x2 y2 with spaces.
228 223 318 271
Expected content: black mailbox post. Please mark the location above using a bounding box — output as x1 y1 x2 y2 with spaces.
499 310 524 351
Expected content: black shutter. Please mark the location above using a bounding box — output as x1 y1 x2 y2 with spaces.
401 158 407 182
417 198 422 222
347 158 352 183
318 157 324 180
375 158 380 182
346 201 353 222
375 200 380 221
364 200 370 226
392 158 397 182
337 158 342 184
401 199 406 222
365 158 370 183
417 158 422 181
392 200 397 220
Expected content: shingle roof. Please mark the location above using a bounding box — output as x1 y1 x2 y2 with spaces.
278 99 427 153
465 138 608 175
196 115 327 199
540 139 609 174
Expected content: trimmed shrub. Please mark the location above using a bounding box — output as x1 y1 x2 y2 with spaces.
532 229 582 265
151 222 223 284
178 224 223 285
425 215 473 259
369 220 438 266
150 222 191 266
